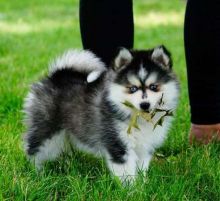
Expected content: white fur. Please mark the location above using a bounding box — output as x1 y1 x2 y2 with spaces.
127 75 141 87
114 48 133 69
23 84 53 124
28 130 103 170
49 50 107 82
138 64 148 82
31 130 69 169
23 92 35 117
117 113 173 173
145 73 158 86
160 81 179 109
106 149 138 183
87 70 103 83
23 91 42 125
108 83 136 114
152 47 170 68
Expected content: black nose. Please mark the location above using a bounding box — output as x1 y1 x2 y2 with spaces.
140 102 150 111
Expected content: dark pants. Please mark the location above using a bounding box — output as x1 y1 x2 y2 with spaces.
79 0 220 124
184 0 220 124
79 0 133 65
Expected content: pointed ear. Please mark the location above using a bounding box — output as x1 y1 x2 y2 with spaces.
113 47 133 71
151 45 172 70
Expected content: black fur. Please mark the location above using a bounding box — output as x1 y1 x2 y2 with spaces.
24 68 128 164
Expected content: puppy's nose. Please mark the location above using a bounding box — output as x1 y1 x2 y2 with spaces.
140 102 150 111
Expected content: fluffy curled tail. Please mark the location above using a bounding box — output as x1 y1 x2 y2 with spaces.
49 50 107 83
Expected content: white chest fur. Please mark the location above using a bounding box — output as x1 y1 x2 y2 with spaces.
118 114 173 157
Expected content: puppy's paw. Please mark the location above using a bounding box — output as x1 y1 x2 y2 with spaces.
107 150 138 186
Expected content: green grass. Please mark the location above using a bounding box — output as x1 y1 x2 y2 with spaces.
0 0 220 200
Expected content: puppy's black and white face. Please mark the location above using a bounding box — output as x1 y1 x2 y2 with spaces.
109 46 179 113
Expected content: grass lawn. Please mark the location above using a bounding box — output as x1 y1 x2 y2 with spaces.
0 0 220 200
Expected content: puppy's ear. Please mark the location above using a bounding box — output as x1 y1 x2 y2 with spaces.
113 47 133 71
151 45 172 70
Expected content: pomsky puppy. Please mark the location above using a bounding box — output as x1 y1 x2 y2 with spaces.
23 46 179 183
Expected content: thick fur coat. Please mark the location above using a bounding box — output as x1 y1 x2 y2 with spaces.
23 46 179 183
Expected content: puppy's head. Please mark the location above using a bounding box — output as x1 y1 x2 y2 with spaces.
108 46 179 114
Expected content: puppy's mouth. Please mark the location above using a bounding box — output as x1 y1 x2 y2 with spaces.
141 109 150 113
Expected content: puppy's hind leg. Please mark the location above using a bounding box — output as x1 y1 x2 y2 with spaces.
25 130 69 170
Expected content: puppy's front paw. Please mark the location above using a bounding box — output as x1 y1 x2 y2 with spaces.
107 150 138 186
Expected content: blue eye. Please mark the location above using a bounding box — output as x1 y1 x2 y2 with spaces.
129 86 138 93
149 84 158 92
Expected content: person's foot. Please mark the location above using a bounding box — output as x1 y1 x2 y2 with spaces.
189 124 220 144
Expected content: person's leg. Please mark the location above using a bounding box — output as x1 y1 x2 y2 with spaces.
184 0 220 144
79 0 134 65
